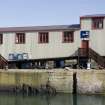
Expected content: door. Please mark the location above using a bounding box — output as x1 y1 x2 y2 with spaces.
81 40 89 49
81 40 89 56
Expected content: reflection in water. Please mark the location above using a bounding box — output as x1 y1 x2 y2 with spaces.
0 93 105 105
73 94 77 105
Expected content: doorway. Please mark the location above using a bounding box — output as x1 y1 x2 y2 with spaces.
81 40 89 56
81 40 89 49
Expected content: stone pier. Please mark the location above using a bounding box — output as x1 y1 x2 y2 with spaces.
0 69 104 94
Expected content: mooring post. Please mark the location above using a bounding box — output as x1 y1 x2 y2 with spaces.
73 72 77 94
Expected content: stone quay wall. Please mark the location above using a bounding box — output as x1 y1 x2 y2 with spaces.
0 69 73 93
0 69 105 94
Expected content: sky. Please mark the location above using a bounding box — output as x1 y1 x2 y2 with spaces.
0 0 105 27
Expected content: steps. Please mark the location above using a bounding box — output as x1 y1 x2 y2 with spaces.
78 48 105 68
0 55 8 69
89 48 105 68
78 48 89 57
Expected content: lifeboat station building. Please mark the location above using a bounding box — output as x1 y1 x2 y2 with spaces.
0 14 105 69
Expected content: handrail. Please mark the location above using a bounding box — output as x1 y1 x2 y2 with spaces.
78 48 89 57
89 48 105 68
0 54 8 69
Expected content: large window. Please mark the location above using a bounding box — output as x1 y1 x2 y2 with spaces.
92 17 104 29
15 33 25 44
38 32 49 43
0 34 3 44
63 31 74 43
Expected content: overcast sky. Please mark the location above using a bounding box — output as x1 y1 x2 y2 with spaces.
0 0 105 27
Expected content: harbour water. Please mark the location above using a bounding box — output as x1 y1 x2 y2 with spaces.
0 93 105 105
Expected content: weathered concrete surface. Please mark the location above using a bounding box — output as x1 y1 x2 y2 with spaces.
77 70 105 94
0 69 73 93
0 70 49 88
48 70 73 93
1 69 105 94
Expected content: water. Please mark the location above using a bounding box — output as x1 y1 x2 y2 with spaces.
0 93 105 105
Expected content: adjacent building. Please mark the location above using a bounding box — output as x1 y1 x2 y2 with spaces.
80 14 105 68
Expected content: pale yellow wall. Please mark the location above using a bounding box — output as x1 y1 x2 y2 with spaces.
90 29 105 55
81 18 92 30
0 30 81 60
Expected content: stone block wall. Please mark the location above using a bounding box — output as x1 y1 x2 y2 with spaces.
0 69 105 94
77 70 105 94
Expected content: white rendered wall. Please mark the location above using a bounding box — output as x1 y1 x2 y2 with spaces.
81 18 105 56
0 30 81 60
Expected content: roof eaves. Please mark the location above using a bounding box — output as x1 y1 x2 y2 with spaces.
0 24 80 33
80 14 105 19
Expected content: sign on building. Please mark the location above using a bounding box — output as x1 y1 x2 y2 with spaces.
8 53 28 61
80 31 90 39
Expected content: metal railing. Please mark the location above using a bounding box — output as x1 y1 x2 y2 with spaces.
89 48 105 68
78 48 89 57
0 55 8 69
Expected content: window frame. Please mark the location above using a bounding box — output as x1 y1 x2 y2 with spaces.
15 33 25 44
92 17 104 29
0 34 3 45
62 31 74 43
38 32 49 44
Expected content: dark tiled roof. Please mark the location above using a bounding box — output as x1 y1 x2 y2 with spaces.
80 14 105 19
0 24 80 32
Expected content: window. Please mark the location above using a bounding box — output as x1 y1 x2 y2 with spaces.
92 17 104 29
15 33 25 44
63 31 74 43
0 34 3 44
38 32 49 43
